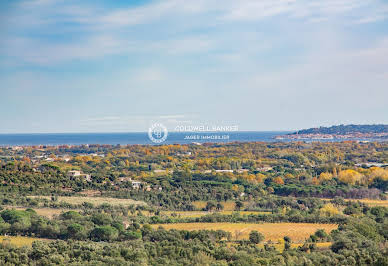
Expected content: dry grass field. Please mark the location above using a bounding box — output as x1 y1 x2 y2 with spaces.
192 201 247 211
0 236 50 247
162 211 270 218
151 223 338 243
28 196 146 206
322 198 388 207
345 199 388 207
9 207 67 219
256 242 332 252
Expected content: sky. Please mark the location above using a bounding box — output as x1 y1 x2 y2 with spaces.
0 0 388 133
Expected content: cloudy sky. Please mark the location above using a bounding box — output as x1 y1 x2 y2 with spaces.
0 0 387 133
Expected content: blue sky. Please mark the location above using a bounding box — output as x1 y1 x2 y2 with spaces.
0 0 388 133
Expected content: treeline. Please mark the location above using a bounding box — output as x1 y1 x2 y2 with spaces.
0 205 387 265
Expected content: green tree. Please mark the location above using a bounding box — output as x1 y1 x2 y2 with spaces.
249 230 264 244
235 201 244 211
90 226 118 241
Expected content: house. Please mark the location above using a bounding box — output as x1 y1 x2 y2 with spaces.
67 170 92 182
83 174 92 182
131 181 143 189
176 152 192 156
67 170 81 177
154 169 166 174
118 177 133 182
256 166 273 172
215 170 234 173
355 163 386 168
237 169 249 173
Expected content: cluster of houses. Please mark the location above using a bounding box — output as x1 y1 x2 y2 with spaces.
67 170 92 182
202 169 249 174
117 176 163 191
66 171 163 191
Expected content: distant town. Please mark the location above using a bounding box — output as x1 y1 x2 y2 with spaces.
276 124 388 140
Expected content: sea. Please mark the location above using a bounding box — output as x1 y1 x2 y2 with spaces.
0 131 383 146
0 131 289 146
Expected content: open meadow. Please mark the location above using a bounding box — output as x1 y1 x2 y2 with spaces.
8 207 67 219
322 198 388 207
161 210 270 218
0 236 50 247
28 196 146 207
151 222 338 243
192 201 244 211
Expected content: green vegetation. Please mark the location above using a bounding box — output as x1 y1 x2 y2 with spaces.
0 142 387 265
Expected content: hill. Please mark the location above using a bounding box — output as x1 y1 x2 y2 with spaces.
292 124 388 135
275 124 388 140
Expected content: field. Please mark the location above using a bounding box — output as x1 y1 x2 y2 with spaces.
322 198 388 207
8 207 67 218
0 236 50 247
162 211 270 218
151 223 338 243
256 242 332 252
192 201 244 211
28 196 146 206
345 199 388 207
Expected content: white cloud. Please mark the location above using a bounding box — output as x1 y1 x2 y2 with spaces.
2 0 388 66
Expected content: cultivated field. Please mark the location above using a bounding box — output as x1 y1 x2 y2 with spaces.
28 196 146 206
345 199 388 207
322 198 388 207
162 211 270 218
151 223 338 243
0 236 50 247
9 207 67 218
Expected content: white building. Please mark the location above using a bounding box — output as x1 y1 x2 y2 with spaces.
131 181 143 189
67 170 81 177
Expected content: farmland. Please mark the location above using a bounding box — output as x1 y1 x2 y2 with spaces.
7 207 66 218
161 210 270 218
322 198 388 207
28 196 146 207
151 222 338 242
192 201 240 211
0 236 50 247
343 199 388 207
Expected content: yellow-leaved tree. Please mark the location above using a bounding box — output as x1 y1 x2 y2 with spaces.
338 169 363 185
319 172 333 182
366 167 388 183
320 203 340 217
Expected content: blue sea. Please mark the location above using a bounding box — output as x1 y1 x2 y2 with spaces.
0 131 289 146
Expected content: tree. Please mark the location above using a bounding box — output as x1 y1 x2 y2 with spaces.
216 203 224 211
66 223 85 240
273 177 284 185
338 169 363 185
90 226 118 241
320 203 340 217
235 201 243 211
319 172 333 182
284 236 291 250
205 201 216 211
249 230 264 244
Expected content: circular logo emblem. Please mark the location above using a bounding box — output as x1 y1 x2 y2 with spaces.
148 123 168 143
